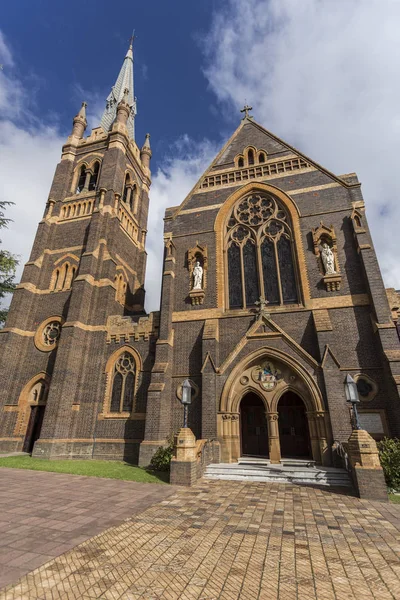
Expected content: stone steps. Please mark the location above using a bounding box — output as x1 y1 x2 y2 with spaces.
204 458 352 487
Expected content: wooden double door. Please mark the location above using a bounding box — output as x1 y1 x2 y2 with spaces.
240 393 269 457
278 391 311 458
240 391 311 459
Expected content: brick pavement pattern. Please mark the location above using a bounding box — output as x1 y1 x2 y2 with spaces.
0 469 175 590
2 480 400 599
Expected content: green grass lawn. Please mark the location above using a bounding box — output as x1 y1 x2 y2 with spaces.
389 493 400 504
0 455 169 483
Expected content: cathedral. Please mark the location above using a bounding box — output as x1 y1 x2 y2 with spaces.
1 42 399 470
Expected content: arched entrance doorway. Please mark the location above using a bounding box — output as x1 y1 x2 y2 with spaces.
22 380 48 454
278 391 311 458
240 393 269 457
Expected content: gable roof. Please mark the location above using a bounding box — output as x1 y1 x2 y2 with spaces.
171 116 360 218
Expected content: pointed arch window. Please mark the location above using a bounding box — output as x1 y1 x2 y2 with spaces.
50 261 77 292
76 165 86 193
247 150 255 165
110 352 136 413
88 162 100 191
226 192 299 309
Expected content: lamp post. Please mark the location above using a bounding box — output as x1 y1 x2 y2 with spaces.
181 379 192 428
344 374 361 430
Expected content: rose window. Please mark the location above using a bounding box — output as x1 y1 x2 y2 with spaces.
42 322 61 347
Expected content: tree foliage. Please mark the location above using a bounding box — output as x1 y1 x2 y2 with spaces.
378 437 400 491
0 201 18 325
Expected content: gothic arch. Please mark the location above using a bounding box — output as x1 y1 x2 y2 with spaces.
218 347 328 464
220 346 324 414
214 182 310 310
13 372 50 438
71 155 103 193
102 346 142 416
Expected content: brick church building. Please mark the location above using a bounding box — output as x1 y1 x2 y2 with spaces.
1 43 400 468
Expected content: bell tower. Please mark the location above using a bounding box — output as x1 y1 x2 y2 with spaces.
0 41 154 459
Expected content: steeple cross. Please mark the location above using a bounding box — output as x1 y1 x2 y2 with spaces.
129 30 136 46
240 104 253 119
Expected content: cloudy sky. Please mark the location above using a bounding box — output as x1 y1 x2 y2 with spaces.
1 0 399 313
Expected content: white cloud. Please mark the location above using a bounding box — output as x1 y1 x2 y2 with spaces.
203 0 400 288
144 136 218 311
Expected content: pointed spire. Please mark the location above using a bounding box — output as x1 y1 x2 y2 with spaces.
140 133 152 169
100 40 137 139
71 101 87 139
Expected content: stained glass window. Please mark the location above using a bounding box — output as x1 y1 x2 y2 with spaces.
278 236 298 303
110 352 136 413
243 240 259 306
261 239 279 304
226 192 299 309
228 243 243 308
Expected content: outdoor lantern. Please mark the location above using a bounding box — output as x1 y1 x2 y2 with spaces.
344 373 361 430
181 379 192 406
180 379 192 428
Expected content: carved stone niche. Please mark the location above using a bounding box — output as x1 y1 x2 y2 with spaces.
312 222 341 292
187 243 207 306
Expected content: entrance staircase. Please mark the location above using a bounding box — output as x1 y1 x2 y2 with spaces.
204 457 353 488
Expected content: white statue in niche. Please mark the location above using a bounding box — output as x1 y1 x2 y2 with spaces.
192 261 203 290
321 243 336 275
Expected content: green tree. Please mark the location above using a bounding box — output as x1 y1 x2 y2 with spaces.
0 201 18 326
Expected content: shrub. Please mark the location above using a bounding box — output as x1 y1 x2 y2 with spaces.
149 436 174 472
378 437 400 491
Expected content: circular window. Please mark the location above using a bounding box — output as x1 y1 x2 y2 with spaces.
35 317 63 352
354 374 378 402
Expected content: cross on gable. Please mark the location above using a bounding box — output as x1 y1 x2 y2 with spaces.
255 296 270 317
240 104 253 120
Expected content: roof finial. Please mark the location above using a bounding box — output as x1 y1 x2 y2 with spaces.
240 103 253 120
129 29 136 48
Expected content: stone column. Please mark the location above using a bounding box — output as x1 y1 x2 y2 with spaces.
267 412 281 464
316 411 330 466
347 428 388 501
170 427 197 486
306 412 321 464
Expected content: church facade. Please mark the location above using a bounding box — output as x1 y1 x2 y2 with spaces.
1 45 400 468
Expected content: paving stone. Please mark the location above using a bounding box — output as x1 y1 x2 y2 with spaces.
1 479 400 598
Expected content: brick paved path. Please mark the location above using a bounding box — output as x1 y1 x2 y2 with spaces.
0 468 175 590
1 480 400 599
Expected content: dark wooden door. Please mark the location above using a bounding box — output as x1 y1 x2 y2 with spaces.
241 394 269 457
278 392 310 458
23 405 46 454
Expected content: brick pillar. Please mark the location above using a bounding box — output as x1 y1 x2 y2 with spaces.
201 319 219 440
139 240 175 466
347 429 388 502
170 427 197 486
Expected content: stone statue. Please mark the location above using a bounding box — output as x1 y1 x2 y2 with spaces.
192 261 203 290
321 243 336 275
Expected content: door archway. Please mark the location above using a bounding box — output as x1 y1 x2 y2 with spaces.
240 392 269 457
278 391 311 458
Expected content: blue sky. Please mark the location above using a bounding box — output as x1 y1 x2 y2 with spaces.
2 0 231 169
1 1 400 312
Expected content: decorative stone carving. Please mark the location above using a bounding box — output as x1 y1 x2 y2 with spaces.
188 243 207 306
106 312 159 343
321 243 336 275
312 222 341 292
252 360 283 391
192 261 203 290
